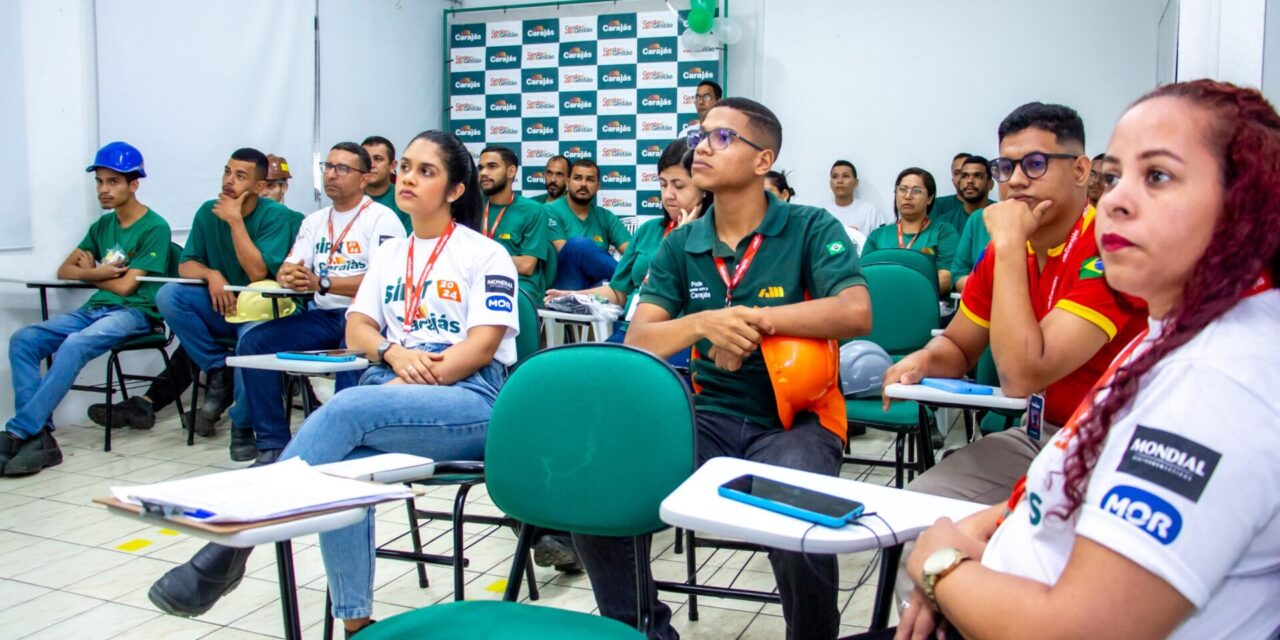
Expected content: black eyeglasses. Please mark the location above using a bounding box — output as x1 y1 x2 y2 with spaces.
319 162 368 176
989 153 1077 182
687 128 766 152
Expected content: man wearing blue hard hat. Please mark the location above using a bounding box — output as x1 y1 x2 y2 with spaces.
3 141 172 476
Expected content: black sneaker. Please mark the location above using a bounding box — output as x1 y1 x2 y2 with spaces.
250 449 282 467
195 368 233 437
0 432 23 469
4 428 63 476
229 429 257 462
533 534 580 570
89 396 156 430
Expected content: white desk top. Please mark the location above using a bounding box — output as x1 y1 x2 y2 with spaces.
315 453 436 485
137 276 205 284
226 353 370 374
660 457 985 555
225 285 305 297
537 308 617 322
1 278 94 287
885 383 1028 411
105 503 367 548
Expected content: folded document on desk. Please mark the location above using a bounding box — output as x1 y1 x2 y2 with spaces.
110 458 415 524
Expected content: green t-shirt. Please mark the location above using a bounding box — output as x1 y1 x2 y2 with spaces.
483 194 556 300
180 197 295 287
639 192 866 429
545 197 632 251
862 218 960 273
368 187 411 233
529 193 552 204
609 216 672 311
77 209 172 320
932 196 992 235
952 207 991 279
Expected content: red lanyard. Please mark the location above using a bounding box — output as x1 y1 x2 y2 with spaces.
325 199 371 267
713 233 764 307
896 217 931 250
1038 207 1090 314
663 218 677 238
483 200 510 239
402 222 457 331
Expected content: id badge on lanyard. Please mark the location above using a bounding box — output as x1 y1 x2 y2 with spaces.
1026 393 1045 442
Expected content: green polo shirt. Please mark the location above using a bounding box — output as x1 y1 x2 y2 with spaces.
180 196 294 287
862 218 959 272
529 193 552 204
368 186 411 233
640 192 866 429
609 216 671 312
953 207 991 279
77 209 171 321
932 196 992 235
484 194 555 300
545 197 632 251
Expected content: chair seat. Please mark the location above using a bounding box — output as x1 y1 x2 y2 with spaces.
358 600 644 640
114 331 168 352
846 397 921 429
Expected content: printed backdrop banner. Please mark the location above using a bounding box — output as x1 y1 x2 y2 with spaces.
448 6 722 217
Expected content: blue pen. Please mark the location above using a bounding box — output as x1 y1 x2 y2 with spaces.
184 509 216 519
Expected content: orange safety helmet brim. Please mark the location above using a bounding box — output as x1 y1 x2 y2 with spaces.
760 336 847 442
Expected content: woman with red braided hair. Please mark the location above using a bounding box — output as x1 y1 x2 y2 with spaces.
897 79 1280 640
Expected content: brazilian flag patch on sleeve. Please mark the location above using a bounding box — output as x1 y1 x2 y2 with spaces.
1079 256 1104 279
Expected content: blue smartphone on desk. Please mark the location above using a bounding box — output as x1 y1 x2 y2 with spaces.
920 378 995 395
276 349 364 363
718 475 864 528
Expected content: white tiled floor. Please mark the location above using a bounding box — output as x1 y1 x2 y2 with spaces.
0 404 951 639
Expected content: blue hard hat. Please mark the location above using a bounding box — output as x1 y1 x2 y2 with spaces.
86 141 146 177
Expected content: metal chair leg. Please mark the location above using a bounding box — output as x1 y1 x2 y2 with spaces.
684 529 699 621
502 524 537 601
451 482 474 601
404 496 429 588
103 354 117 452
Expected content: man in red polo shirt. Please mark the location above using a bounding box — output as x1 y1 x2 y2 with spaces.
883 102 1145 505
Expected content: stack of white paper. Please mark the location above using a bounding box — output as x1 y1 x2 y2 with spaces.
110 458 416 524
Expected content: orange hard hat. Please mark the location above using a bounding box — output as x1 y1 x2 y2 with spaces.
760 336 848 442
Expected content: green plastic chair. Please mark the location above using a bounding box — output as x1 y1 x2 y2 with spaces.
860 248 941 297
361 343 695 639
516 288 540 362
843 263 941 487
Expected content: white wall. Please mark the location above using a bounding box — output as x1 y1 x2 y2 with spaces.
1176 0 1268 86
758 0 1163 213
1264 0 1280 105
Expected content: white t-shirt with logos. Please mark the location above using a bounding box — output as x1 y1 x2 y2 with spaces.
825 198 892 233
983 290 1280 640
286 197 406 310
347 223 520 366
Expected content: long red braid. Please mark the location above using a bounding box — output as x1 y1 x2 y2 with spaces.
1054 80 1280 520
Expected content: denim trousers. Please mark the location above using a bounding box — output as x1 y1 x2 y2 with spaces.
155 283 260 372
7 306 152 438
572 410 845 640
279 343 506 619
226 306 359 451
550 236 619 290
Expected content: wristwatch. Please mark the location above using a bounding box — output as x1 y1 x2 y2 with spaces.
318 276 332 295
375 340 394 363
922 547 970 611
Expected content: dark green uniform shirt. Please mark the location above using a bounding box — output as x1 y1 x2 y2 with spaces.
180 197 294 287
931 196 992 235
77 209 171 321
483 194 556 300
545 197 632 251
609 216 672 313
368 187 411 234
952 207 991 279
862 218 959 273
640 193 866 429
529 193 553 204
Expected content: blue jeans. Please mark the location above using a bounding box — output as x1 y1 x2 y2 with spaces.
155 283 260 372
551 237 618 290
227 306 358 450
278 343 506 620
7 306 152 438
572 410 845 640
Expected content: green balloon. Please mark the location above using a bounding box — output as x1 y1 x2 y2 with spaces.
687 8 714 34
692 0 718 12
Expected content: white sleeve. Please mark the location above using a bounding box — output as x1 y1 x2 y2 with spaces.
347 240 393 330
371 211 407 250
286 215 317 269
465 244 520 337
1075 361 1280 607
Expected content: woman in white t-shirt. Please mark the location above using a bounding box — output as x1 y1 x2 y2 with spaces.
897 80 1280 639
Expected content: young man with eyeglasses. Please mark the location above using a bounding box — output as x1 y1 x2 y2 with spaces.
477 146 554 301
572 97 872 640
679 80 723 138
883 102 1145 505
363 135 410 233
218 142 405 464
156 148 297 438
826 159 891 233
530 155 569 204
546 159 632 290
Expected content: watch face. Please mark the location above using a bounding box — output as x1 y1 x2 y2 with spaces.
924 548 963 575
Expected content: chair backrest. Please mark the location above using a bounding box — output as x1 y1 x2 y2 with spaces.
860 248 939 296
485 343 696 537
166 242 183 278
862 263 939 356
516 288 541 362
